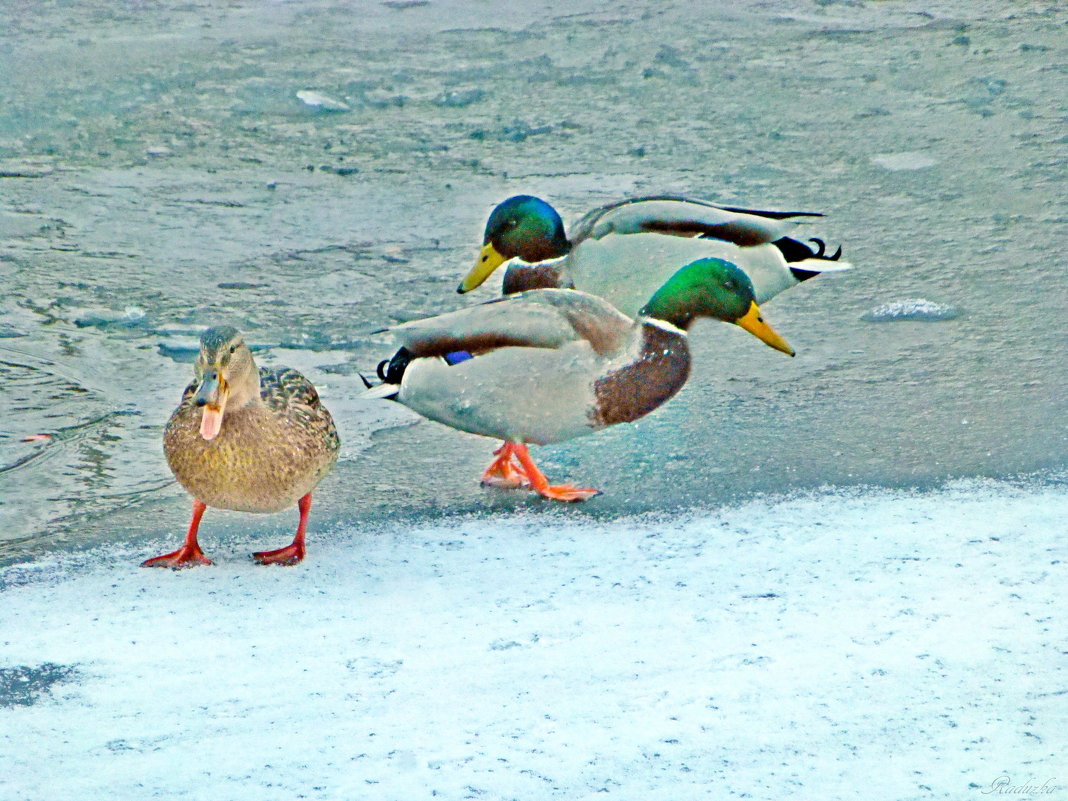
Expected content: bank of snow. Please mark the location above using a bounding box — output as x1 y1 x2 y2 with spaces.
2 478 1065 801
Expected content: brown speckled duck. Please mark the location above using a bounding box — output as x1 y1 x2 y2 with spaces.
143 326 339 568
366 257 793 502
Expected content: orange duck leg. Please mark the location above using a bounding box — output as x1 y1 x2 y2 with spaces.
142 500 214 568
511 443 600 503
251 493 313 566
480 442 532 488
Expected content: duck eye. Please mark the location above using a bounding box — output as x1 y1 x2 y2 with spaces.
229 344 238 354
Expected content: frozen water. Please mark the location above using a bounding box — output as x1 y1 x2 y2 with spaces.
432 88 486 108
0 0 1065 562
2 478 1065 799
0 663 81 708
73 306 148 330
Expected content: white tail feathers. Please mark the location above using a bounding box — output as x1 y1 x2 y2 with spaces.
361 383 399 400
793 258 853 273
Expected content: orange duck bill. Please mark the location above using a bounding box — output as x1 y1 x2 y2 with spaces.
194 369 228 440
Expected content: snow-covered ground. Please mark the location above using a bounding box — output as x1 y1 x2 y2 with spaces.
3 477 1064 801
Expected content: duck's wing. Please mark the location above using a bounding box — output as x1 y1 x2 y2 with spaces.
259 367 328 412
259 366 340 449
383 289 633 359
570 195 822 248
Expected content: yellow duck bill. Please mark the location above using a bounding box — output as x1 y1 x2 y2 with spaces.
457 242 508 293
736 302 795 357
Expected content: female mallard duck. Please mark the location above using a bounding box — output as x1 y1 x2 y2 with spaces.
368 257 794 502
143 326 340 568
457 195 850 314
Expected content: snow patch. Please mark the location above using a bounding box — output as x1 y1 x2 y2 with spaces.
2 479 1065 799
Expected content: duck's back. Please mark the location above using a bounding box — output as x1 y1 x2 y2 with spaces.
567 232 796 317
563 198 809 315
164 367 339 513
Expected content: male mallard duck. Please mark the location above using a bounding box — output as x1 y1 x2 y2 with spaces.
368 257 794 501
143 326 340 568
457 195 851 314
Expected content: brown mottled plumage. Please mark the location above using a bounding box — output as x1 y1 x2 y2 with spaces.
164 366 339 513
144 326 339 568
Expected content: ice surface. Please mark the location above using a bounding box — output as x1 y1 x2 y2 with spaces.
3 478 1065 800
2 0 1066 556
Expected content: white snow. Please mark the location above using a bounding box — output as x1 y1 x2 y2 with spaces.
2 478 1065 801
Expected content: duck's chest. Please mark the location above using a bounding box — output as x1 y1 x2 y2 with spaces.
589 322 690 427
163 405 337 513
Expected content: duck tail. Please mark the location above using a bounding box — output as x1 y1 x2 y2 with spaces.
772 236 852 282
360 347 413 400
361 382 400 400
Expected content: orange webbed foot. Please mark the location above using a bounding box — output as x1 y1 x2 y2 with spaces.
480 442 531 489
141 545 213 569
252 494 312 566
509 443 601 503
251 542 306 566
534 484 601 503
144 500 212 568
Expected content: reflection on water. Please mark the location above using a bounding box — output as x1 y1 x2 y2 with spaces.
0 347 166 545
1 0 1066 562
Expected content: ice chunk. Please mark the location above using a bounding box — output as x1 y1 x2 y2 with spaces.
469 120 554 143
433 88 485 108
156 338 200 363
871 152 938 171
862 299 961 322
296 90 351 112
73 306 147 329
0 323 27 338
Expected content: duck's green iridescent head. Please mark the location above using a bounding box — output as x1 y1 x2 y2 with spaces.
458 195 570 293
640 258 795 356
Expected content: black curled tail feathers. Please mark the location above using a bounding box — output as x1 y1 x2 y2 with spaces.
362 348 410 400
377 347 413 385
771 236 845 283
805 237 843 261
772 236 844 264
